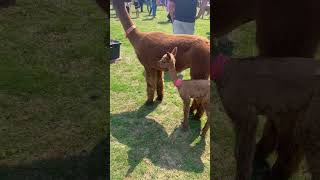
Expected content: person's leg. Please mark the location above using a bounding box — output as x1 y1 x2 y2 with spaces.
173 20 183 34
150 0 154 15
152 0 157 17
181 22 195 35
148 0 151 14
139 0 143 12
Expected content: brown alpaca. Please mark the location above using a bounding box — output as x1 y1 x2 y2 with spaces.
213 0 320 177
111 0 210 119
158 47 210 137
213 54 320 179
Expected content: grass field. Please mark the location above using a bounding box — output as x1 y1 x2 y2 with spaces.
212 22 313 179
110 6 210 180
0 1 107 179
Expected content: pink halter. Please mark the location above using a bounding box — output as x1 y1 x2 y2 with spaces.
211 53 229 80
125 25 136 38
174 79 183 87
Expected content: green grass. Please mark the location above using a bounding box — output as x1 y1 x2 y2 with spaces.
0 1 107 179
212 22 312 179
110 6 210 180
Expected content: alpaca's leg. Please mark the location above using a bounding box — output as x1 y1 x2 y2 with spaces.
229 107 258 180
190 61 209 120
267 139 303 180
301 99 320 180
201 103 210 137
194 100 205 119
254 119 278 167
190 99 198 114
190 99 205 120
182 98 191 131
267 115 303 179
145 68 157 105
156 70 164 102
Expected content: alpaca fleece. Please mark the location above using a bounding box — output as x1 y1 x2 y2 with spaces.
215 57 320 179
159 48 210 137
213 0 320 178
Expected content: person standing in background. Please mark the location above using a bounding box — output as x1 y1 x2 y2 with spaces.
196 0 209 19
166 0 173 22
145 0 151 14
150 0 157 18
138 0 144 12
169 0 208 34
169 0 197 34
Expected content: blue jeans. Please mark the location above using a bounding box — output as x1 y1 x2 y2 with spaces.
138 0 144 11
151 0 157 16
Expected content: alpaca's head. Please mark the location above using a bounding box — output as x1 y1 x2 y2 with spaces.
159 47 178 69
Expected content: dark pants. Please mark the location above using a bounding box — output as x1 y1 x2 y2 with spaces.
150 0 157 16
138 0 144 12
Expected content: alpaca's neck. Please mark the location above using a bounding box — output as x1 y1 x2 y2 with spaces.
112 0 141 44
168 67 179 83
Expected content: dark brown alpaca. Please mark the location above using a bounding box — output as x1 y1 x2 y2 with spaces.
158 47 210 137
0 0 15 8
213 0 320 177
213 54 320 179
110 0 210 118
95 0 108 14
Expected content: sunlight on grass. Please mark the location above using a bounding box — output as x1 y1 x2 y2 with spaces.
0 1 107 179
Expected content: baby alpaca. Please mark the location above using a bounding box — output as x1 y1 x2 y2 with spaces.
213 53 320 179
159 47 210 137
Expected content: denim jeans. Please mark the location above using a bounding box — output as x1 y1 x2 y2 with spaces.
138 0 144 12
151 0 157 17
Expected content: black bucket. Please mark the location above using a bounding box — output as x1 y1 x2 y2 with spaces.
110 39 121 61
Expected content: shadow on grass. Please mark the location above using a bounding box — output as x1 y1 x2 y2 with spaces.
111 103 206 176
158 21 171 25
0 138 108 180
142 17 155 21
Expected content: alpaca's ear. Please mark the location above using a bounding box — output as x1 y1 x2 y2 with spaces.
166 52 171 58
171 47 178 57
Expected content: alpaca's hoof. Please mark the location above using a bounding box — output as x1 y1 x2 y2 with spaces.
145 100 154 106
182 125 190 132
156 96 163 102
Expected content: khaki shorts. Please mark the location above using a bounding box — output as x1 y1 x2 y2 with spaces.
173 20 195 35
